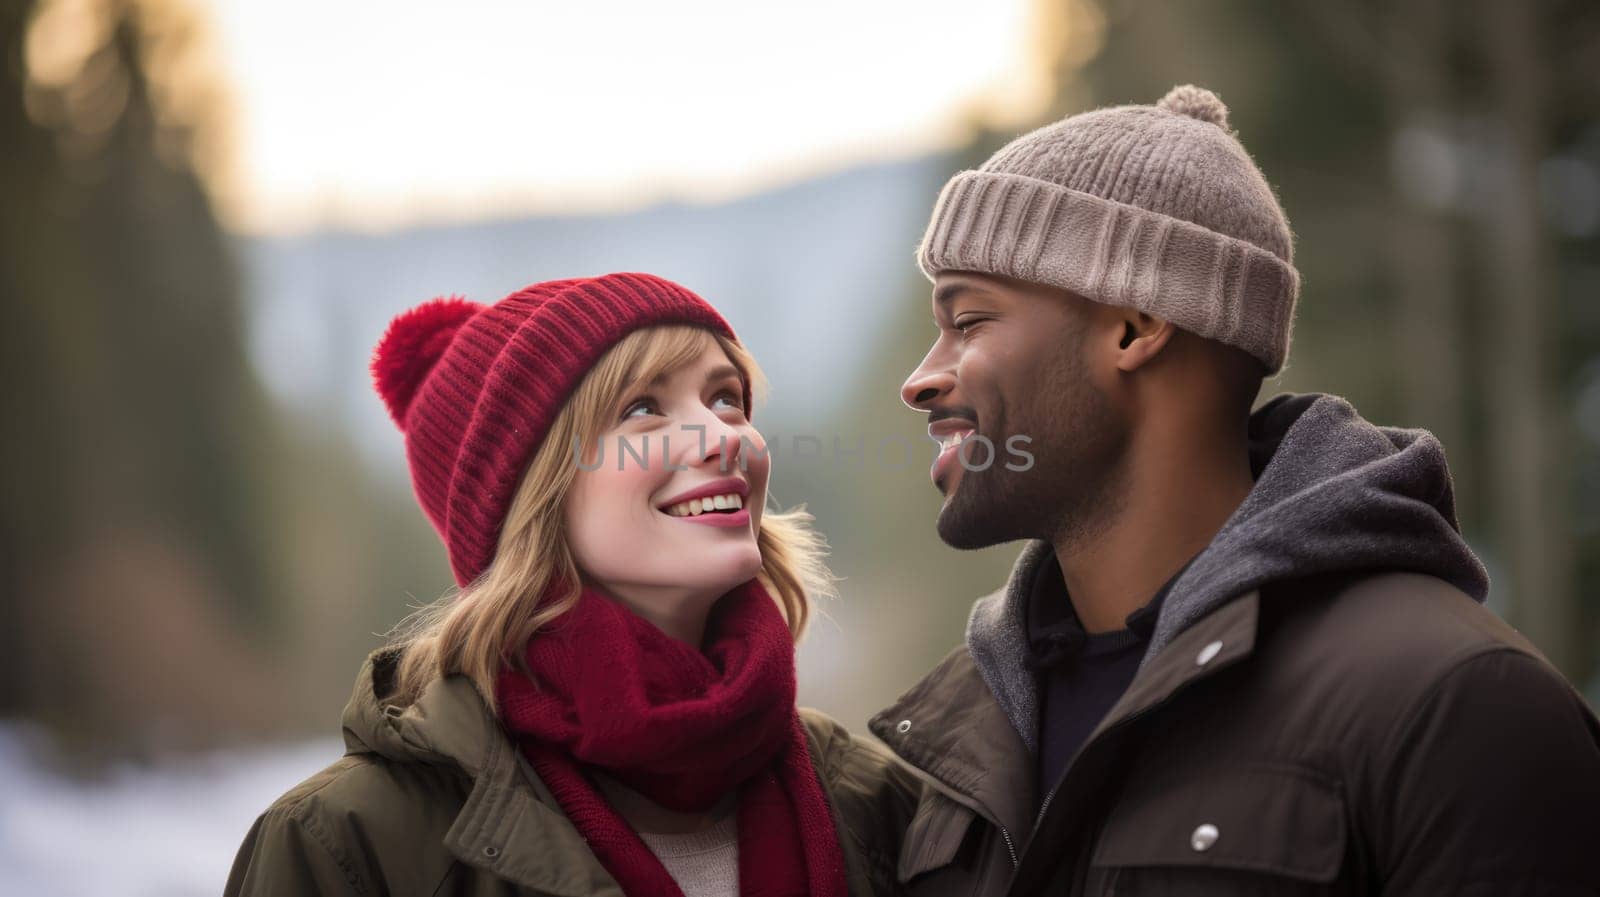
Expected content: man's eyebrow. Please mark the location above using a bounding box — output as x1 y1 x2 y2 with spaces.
933 281 987 310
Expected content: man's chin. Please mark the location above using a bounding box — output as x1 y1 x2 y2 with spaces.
934 487 1013 550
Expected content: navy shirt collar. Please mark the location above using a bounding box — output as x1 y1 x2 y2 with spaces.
1025 551 1198 669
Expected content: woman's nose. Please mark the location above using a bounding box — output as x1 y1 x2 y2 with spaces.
706 427 746 473
699 414 748 473
667 408 746 471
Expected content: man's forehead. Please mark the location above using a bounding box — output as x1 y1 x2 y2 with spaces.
934 272 1088 312
932 272 1011 308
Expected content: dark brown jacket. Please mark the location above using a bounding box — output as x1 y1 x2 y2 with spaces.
225 645 919 896
871 571 1600 896
868 394 1600 896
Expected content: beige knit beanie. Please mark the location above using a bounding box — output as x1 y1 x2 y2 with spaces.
918 84 1299 375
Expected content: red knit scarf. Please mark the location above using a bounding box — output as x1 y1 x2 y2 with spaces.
495 579 848 897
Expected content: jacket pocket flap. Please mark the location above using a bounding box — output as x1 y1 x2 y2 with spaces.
1091 764 1346 883
898 787 976 883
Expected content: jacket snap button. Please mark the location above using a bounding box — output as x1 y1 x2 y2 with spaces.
1195 640 1223 666
482 846 500 859
1190 824 1219 852
896 719 912 734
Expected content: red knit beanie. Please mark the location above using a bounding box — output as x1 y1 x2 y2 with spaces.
370 272 744 587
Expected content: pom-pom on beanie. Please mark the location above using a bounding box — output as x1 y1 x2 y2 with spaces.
918 84 1300 374
370 272 744 587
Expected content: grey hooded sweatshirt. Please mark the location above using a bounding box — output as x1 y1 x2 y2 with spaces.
966 391 1492 753
871 390 1600 896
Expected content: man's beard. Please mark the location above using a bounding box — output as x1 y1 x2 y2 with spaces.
936 378 1128 551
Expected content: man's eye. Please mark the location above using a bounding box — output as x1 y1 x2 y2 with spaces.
621 397 660 420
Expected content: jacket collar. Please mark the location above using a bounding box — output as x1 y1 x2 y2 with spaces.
1011 589 1261 891
871 587 1261 858
870 645 1034 839
1093 588 1259 742
340 646 625 897
339 646 879 897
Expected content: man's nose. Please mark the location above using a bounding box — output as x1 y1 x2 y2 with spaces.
901 347 955 411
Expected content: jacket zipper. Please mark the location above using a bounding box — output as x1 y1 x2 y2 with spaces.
1033 782 1059 832
901 765 1021 870
999 826 1019 869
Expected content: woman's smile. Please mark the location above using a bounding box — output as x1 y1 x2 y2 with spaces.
658 475 752 526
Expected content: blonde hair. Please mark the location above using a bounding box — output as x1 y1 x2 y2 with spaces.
386 325 834 710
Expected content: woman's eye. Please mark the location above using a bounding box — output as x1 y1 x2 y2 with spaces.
621 397 660 420
712 389 745 413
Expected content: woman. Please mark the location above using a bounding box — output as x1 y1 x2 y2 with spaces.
225 273 917 897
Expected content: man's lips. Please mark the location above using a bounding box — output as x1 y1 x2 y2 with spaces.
929 418 979 487
928 416 978 439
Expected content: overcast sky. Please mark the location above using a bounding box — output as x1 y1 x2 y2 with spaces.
200 0 1046 235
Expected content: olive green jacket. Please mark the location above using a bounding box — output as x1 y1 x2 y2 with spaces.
225 646 920 897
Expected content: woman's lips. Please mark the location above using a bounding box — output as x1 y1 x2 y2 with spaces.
657 476 750 508
670 507 751 528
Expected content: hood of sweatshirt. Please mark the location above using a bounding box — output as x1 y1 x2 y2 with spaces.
966 392 1491 751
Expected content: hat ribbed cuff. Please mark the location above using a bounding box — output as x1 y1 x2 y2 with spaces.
917 170 1299 375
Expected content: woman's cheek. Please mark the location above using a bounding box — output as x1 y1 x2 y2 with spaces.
741 427 771 530
573 432 666 524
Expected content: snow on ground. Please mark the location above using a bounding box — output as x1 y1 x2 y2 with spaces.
0 723 343 897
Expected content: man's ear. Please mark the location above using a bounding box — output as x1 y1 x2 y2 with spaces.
1114 310 1175 372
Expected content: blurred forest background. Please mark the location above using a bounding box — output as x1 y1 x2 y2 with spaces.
2 0 1599 889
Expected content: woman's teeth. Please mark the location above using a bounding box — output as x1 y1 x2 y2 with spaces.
665 493 744 517
940 430 975 451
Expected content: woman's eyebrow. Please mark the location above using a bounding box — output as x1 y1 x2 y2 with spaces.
645 363 743 390
703 364 743 386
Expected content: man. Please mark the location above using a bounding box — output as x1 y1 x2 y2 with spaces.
869 84 1600 896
